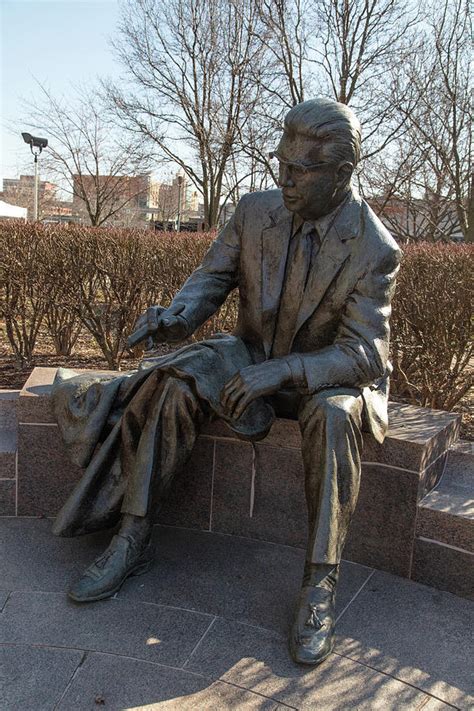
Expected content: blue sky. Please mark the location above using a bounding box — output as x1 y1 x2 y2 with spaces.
1 0 121 184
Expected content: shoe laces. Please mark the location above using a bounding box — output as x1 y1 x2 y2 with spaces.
94 548 117 570
305 604 324 630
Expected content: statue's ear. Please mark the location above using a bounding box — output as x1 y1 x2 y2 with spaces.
336 161 353 187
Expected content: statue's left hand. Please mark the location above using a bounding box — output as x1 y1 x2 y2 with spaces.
221 361 290 420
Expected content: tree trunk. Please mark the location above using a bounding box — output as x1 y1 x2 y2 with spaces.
465 173 474 243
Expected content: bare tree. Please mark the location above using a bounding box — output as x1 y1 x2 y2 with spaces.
311 0 421 163
240 0 420 191
393 0 472 242
101 0 469 241
367 149 465 243
106 0 267 229
363 0 471 243
22 82 152 226
255 0 310 107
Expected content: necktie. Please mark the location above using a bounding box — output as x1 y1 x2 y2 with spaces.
271 225 320 358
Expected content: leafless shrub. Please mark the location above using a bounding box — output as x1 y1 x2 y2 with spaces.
2 224 472 412
390 243 473 410
0 221 48 367
44 303 83 357
45 226 153 369
141 232 212 305
30 230 83 357
137 230 239 340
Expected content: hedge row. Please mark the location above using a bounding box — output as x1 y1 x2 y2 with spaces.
0 222 220 369
390 243 473 410
1 221 472 410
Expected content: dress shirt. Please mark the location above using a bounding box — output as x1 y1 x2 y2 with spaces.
273 198 349 389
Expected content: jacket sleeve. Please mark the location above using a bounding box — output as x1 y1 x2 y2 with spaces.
169 199 244 335
285 245 402 392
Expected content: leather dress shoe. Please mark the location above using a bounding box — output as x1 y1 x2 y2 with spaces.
68 533 153 603
289 567 338 666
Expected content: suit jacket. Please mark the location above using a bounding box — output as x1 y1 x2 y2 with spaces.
171 187 402 442
51 188 401 536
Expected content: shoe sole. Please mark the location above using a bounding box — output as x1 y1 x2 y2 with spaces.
288 633 334 667
68 558 152 603
289 643 333 666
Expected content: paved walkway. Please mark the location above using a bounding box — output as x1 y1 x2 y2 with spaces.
0 519 472 710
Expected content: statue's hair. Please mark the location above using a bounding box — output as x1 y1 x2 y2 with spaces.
284 98 361 168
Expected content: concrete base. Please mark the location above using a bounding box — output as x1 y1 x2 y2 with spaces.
3 367 472 596
1 518 473 710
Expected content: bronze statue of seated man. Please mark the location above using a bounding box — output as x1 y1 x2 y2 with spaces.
52 97 401 667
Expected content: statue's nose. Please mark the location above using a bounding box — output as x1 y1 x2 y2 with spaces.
278 165 295 188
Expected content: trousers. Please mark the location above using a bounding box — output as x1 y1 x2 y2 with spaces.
119 371 364 566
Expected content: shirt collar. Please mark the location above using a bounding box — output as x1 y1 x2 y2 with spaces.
291 193 351 241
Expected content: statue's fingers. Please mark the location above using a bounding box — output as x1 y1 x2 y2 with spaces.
221 389 235 411
224 391 241 417
147 307 160 331
161 314 179 328
221 379 241 407
221 375 240 394
224 386 245 414
166 303 185 316
232 392 253 420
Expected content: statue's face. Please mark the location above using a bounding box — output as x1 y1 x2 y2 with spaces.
274 131 350 221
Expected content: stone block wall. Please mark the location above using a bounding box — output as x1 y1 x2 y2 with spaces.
12 367 462 584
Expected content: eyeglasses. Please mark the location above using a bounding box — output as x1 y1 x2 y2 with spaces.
269 151 333 178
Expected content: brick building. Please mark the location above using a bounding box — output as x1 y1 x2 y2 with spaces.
0 175 58 220
71 173 151 226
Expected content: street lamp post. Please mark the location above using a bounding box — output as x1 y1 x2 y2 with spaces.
176 175 183 232
21 132 48 221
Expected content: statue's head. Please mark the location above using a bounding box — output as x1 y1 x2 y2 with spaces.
273 98 361 221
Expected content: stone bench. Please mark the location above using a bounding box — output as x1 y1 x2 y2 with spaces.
13 367 461 582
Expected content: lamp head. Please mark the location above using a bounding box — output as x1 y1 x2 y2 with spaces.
21 132 48 151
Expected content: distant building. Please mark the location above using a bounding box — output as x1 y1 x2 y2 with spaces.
70 172 205 227
72 173 151 226
188 189 201 213
148 172 205 229
40 201 74 223
0 175 58 220
0 170 209 228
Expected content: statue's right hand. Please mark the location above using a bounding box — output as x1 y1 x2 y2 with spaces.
128 303 188 348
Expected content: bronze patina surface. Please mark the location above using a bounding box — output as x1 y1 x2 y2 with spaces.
52 98 401 665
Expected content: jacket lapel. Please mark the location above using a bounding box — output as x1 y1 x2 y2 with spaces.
293 192 363 338
261 205 293 357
